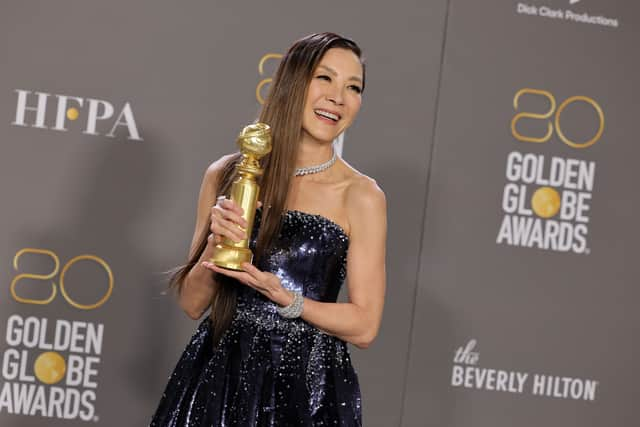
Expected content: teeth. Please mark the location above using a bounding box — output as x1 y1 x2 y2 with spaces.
314 109 339 121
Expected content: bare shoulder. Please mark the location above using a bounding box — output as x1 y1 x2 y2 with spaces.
197 153 239 208
204 152 238 182
341 161 387 224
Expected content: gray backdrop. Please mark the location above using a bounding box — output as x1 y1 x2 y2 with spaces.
1 1 637 426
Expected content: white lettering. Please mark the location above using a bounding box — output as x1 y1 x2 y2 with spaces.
11 89 49 129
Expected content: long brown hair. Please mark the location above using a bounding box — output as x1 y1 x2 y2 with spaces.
169 32 365 346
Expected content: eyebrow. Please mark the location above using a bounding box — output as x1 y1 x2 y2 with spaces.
317 65 363 84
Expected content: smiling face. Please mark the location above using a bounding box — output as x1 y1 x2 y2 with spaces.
300 47 364 145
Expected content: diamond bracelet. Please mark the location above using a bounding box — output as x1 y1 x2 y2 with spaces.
276 291 304 318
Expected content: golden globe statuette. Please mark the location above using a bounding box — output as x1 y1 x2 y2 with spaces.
210 123 272 270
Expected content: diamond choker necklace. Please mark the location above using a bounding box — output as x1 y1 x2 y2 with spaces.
294 149 337 176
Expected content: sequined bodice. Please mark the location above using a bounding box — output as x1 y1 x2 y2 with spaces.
237 208 350 320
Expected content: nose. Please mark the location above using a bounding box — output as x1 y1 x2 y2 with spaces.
325 84 344 106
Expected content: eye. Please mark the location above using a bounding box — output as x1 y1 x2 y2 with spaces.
316 74 331 81
348 85 362 94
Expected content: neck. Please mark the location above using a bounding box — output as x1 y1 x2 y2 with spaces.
295 138 334 169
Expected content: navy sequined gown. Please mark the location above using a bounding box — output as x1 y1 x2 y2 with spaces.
151 208 361 426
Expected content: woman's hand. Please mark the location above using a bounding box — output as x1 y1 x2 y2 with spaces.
201 261 294 307
208 196 248 246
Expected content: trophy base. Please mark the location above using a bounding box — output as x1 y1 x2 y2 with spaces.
209 244 253 271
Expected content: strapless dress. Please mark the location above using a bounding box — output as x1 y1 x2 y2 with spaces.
150 208 361 426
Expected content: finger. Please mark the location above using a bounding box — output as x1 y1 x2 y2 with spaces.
201 261 217 272
211 216 246 242
207 233 222 245
210 264 258 287
220 198 245 217
211 206 245 235
241 262 266 280
209 220 238 242
213 215 245 240
241 264 279 293
207 263 249 284
212 196 227 214
216 205 248 229
207 233 218 246
208 263 241 278
213 200 248 229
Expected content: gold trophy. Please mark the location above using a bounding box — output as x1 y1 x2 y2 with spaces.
210 123 272 270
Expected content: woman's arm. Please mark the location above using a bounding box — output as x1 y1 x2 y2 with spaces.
297 178 387 349
178 154 238 319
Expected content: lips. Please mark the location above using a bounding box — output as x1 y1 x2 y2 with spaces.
314 109 341 122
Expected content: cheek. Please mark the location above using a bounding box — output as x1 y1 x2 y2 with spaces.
354 98 362 112
305 82 323 103
347 98 362 120
303 90 320 115
302 102 316 130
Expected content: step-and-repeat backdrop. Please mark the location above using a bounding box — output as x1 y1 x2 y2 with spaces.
1 1 637 426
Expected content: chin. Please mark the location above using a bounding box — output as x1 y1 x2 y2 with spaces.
305 130 340 145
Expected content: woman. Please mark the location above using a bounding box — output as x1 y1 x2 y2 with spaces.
151 32 386 426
